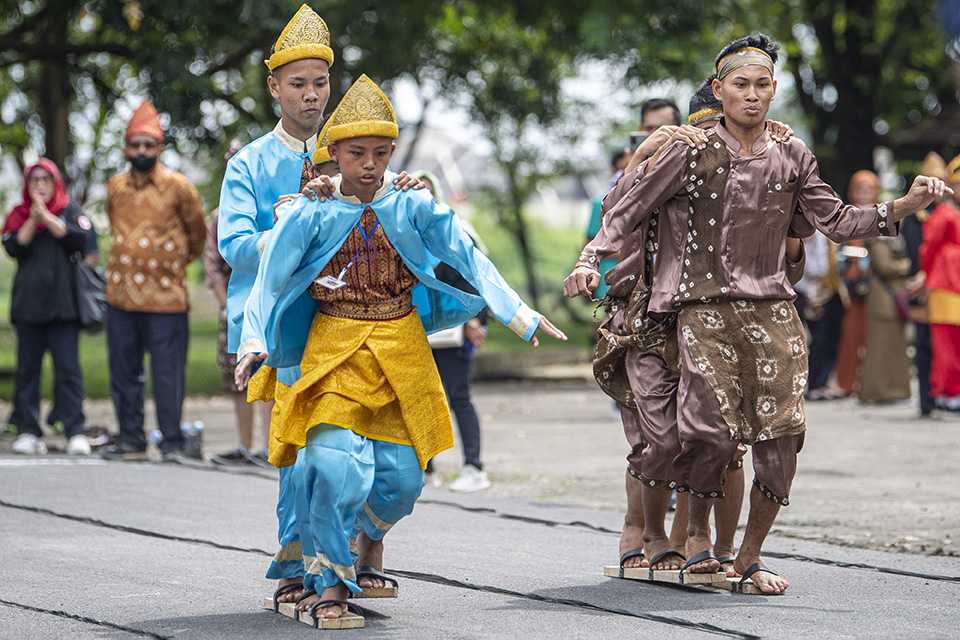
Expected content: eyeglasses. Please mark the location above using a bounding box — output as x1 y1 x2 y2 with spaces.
126 140 159 151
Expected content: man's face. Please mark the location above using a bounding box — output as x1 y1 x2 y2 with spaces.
713 66 776 129
27 168 54 202
849 181 880 206
640 106 678 132
124 135 163 161
329 137 395 191
268 59 330 134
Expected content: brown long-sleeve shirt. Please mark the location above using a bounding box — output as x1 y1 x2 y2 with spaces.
105 163 206 313
597 150 805 301
581 123 893 313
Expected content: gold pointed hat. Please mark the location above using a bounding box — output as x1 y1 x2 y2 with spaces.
324 74 398 143
265 4 334 71
920 151 947 179
312 111 336 165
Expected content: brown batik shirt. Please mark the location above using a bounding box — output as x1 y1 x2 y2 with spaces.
310 209 418 321
105 163 206 313
579 121 895 314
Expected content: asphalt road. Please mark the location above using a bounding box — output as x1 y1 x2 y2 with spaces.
2 382 958 638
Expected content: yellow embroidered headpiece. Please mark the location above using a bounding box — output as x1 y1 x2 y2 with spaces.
312 112 336 165
947 154 960 183
265 4 334 72
688 107 722 126
324 74 399 143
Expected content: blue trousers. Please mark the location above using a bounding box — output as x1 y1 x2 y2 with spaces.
297 425 424 594
265 449 306 580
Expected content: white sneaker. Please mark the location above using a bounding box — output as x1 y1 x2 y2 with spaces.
66 434 92 456
449 465 491 493
12 433 47 455
424 472 444 488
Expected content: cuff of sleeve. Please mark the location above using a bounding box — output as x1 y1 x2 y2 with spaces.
877 200 899 237
256 230 271 255
238 338 266 362
576 254 603 271
507 303 541 342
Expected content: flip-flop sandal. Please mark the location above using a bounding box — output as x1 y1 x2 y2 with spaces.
619 547 646 569
303 599 365 630
262 582 304 612
677 549 726 587
354 565 399 598
730 562 785 595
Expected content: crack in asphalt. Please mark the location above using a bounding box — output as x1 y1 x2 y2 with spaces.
1 498 756 639
416 498 960 584
0 597 171 639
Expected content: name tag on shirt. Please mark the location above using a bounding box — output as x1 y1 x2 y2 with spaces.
315 275 347 290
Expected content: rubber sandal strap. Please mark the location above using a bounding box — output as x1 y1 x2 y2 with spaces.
740 562 778 584
715 555 736 565
618 548 645 568
272 582 303 612
646 548 686 568
309 599 350 627
356 565 399 588
682 549 719 571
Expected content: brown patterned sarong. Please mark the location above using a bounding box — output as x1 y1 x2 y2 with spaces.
592 288 678 407
678 299 807 445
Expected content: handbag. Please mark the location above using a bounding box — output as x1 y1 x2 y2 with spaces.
73 255 107 332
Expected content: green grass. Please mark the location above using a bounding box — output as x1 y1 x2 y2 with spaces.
0 210 594 399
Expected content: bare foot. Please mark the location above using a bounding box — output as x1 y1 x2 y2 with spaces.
643 536 684 570
276 577 304 603
619 523 648 568
714 546 738 577
356 532 385 589
296 583 350 619
684 535 721 573
735 557 789 594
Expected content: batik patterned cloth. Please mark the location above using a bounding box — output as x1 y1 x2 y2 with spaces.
678 299 807 445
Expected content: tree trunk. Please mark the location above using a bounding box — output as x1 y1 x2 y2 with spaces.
507 174 540 309
36 9 71 170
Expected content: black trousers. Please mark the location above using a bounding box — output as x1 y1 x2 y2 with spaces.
107 306 187 453
431 347 483 469
806 294 845 391
915 322 934 415
13 322 85 438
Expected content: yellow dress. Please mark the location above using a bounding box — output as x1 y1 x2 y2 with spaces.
257 209 453 468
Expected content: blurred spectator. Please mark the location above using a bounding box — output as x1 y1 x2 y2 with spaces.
2 158 91 455
638 98 682 133
921 154 960 411
859 234 912 403
902 152 946 416
99 101 206 462
586 149 629 300
794 234 844 400
415 170 491 492
835 171 879 396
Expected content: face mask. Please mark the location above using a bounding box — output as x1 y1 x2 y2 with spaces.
130 154 157 172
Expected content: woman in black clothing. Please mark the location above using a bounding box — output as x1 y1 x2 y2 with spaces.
3 158 90 455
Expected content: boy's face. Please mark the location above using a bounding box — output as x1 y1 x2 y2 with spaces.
713 65 776 129
329 137 395 189
268 59 330 134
